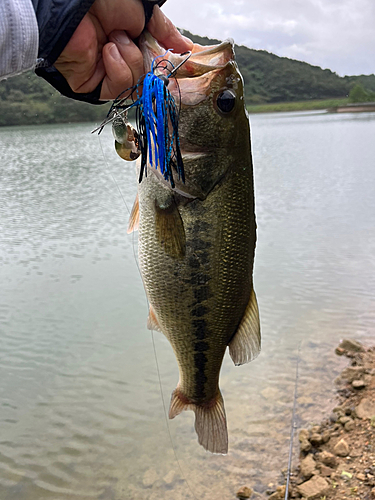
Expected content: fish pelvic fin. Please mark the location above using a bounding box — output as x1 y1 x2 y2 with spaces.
229 288 261 366
147 304 162 332
169 387 228 455
127 193 139 234
154 198 186 259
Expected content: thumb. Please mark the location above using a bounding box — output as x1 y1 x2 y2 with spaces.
147 6 193 53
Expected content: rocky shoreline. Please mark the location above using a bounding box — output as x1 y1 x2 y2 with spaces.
237 339 375 500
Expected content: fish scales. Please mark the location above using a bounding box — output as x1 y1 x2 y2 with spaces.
139 167 255 389
130 32 261 454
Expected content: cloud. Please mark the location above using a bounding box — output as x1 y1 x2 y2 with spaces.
162 0 375 75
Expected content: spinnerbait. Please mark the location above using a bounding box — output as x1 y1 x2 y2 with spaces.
92 50 192 188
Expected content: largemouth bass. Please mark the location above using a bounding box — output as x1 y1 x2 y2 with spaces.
127 33 260 454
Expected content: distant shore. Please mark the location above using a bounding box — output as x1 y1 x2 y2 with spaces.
329 102 375 113
247 99 375 114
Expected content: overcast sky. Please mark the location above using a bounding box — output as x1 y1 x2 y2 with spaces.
162 0 375 76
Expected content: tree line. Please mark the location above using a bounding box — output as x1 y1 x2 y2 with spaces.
1 31 374 126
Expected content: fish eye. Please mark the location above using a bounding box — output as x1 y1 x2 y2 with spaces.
216 89 236 113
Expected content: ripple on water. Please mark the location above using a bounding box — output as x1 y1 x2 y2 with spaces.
1 116 375 498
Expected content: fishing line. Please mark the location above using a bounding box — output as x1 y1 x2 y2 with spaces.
96 133 199 500
97 134 132 217
130 241 199 500
150 328 200 500
284 342 302 500
126 197 199 500
94 48 199 497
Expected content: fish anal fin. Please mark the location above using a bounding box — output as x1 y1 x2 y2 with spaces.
147 304 162 332
155 199 186 258
169 387 228 455
229 289 261 366
127 193 139 234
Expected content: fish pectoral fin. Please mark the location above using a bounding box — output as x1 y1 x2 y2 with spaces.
147 305 162 332
155 198 186 258
127 193 139 234
229 288 261 366
169 388 228 455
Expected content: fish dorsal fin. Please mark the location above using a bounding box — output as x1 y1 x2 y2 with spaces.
229 289 261 366
147 304 162 332
155 198 186 258
127 193 139 234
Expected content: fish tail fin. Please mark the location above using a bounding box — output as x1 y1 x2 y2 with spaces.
169 388 228 455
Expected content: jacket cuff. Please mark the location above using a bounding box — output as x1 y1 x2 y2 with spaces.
0 0 38 79
32 0 95 67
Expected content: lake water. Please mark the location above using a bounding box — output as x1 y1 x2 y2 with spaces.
0 111 374 500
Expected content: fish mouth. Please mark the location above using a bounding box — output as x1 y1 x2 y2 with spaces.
139 31 236 105
140 31 235 77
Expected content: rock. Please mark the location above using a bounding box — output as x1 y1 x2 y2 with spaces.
335 346 345 356
297 476 329 500
341 470 353 481
268 485 286 500
311 425 321 434
320 465 335 477
350 406 357 418
318 451 337 468
344 419 355 432
163 470 176 485
300 454 317 478
357 473 366 481
300 438 312 453
142 468 158 488
338 339 365 352
309 433 323 446
265 483 276 495
339 416 351 424
352 379 366 389
236 485 253 499
340 366 365 383
329 412 338 423
321 430 331 443
333 406 345 418
299 429 310 442
334 438 350 457
371 487 375 499
356 398 375 419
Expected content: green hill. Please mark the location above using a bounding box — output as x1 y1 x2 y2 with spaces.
184 30 375 105
1 30 374 126
0 73 110 127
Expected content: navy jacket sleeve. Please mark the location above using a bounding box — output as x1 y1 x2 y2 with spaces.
34 0 167 104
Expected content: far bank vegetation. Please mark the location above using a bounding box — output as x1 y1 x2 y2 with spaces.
1 31 374 126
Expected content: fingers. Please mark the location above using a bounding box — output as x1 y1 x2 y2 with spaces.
55 1 193 102
54 14 106 92
147 6 193 54
90 0 145 38
100 31 144 100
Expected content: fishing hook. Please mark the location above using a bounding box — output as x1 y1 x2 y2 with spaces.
91 50 192 135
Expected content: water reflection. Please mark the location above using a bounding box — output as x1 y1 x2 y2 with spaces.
0 112 374 499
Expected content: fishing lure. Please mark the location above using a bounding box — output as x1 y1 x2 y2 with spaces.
93 50 191 188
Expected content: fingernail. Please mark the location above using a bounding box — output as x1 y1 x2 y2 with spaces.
109 44 122 61
181 34 194 48
113 31 131 45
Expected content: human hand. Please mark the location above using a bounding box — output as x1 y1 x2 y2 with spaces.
54 0 193 101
